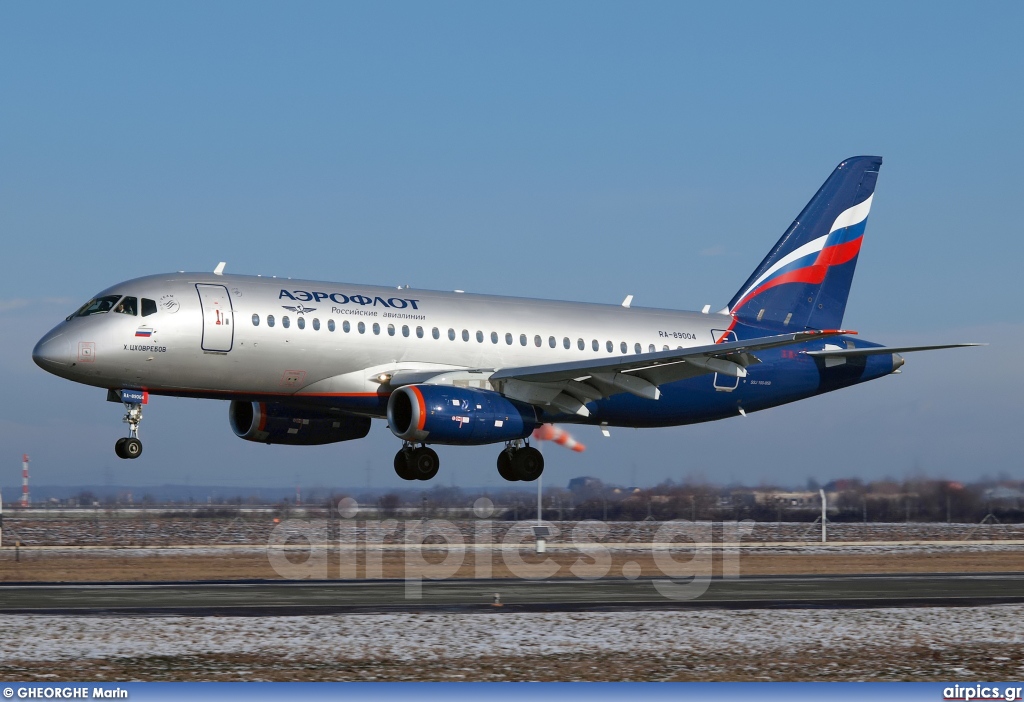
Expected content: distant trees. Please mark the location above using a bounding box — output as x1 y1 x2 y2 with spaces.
378 493 401 518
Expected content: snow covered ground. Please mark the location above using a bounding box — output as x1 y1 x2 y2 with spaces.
5 518 1024 547
2 606 1024 681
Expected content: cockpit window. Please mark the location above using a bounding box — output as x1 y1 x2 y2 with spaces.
73 295 122 318
142 298 157 317
114 297 138 315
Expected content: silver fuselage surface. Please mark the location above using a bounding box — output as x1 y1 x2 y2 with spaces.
35 273 733 422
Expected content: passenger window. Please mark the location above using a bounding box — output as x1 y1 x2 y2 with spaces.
373 323 380 335
268 315 276 328
416 326 424 338
432 327 440 339
114 297 138 315
343 320 351 333
387 324 395 336
402 325 410 337
548 336 556 348
328 320 336 332
534 335 542 347
577 338 585 351
592 339 599 351
490 331 498 344
649 344 655 353
313 318 321 331
358 321 365 334
142 299 158 317
252 314 260 327
663 345 669 351
297 317 306 329
74 295 121 317
606 340 613 353
505 333 513 345
520 334 527 346
476 330 484 343
448 328 456 341
634 343 641 354
282 316 291 329
563 337 570 349
462 329 470 342
620 341 627 354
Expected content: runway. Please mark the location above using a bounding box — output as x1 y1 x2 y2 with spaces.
2 572 1024 615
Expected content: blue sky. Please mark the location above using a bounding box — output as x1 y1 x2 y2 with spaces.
1 2 1021 491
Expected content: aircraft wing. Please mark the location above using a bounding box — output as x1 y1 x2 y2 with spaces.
487 329 851 417
803 343 984 358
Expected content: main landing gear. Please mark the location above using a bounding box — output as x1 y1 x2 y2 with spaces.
393 441 544 482
394 443 440 481
114 401 144 460
497 441 544 482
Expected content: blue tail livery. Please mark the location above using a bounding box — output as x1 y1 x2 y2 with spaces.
728 155 882 331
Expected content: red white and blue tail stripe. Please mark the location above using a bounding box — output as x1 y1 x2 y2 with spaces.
727 156 882 331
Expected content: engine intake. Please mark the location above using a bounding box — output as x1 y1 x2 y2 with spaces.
387 385 538 445
229 401 371 445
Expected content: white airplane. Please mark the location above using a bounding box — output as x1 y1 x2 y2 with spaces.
32 156 978 482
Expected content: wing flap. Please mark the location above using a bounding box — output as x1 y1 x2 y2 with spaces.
490 329 852 408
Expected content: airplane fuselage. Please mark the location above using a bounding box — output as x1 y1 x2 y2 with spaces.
33 272 900 428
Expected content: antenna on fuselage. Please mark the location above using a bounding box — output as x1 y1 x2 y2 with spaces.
214 262 226 276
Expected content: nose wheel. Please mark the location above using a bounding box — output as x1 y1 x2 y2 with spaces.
115 400 144 460
115 437 143 459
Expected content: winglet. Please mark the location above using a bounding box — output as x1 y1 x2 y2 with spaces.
622 295 633 308
214 262 226 276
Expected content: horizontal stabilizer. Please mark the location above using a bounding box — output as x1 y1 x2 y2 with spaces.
804 343 985 358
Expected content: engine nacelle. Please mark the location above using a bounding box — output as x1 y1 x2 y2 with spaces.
229 401 371 445
387 385 538 445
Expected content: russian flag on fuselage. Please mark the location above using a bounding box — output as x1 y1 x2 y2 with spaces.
727 156 882 331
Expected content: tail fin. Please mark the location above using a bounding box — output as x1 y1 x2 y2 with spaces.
727 156 882 330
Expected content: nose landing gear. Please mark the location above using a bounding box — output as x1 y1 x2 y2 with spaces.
114 401 144 460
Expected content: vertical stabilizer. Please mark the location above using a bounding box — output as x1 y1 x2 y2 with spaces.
728 156 882 330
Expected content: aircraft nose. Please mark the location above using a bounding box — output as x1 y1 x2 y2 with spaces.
33 332 72 371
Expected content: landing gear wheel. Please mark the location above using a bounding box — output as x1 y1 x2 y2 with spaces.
497 449 518 481
117 399 144 459
394 449 416 481
408 447 440 481
122 437 143 459
512 446 544 481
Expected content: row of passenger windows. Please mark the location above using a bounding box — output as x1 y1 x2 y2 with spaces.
250 314 671 354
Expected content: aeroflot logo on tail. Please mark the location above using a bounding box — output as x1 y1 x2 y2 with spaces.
279 289 421 310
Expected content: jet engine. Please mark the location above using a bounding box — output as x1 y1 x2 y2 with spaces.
387 385 538 445
229 401 371 445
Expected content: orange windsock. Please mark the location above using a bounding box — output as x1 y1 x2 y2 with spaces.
532 423 585 452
